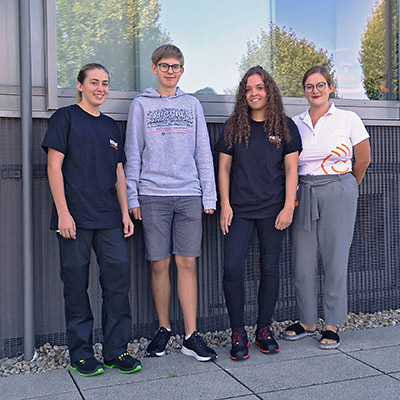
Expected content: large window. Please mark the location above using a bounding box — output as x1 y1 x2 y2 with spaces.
56 0 398 100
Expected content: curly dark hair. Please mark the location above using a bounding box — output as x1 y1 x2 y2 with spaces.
224 66 290 149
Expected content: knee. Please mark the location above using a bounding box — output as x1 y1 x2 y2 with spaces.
151 259 170 276
175 256 196 275
223 262 244 283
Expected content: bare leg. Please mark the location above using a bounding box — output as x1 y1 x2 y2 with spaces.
151 258 171 330
175 255 197 336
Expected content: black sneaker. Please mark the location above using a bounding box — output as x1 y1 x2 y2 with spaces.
230 329 249 361
146 327 172 357
255 325 279 354
70 357 104 377
104 352 142 374
181 331 218 362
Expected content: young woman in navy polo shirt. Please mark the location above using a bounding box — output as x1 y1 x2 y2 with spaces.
216 66 302 361
42 64 141 376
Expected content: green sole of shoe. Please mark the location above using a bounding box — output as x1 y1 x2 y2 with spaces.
69 365 105 377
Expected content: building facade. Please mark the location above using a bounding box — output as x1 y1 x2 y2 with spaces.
1 0 400 358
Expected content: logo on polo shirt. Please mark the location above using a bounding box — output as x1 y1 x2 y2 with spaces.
110 139 118 150
321 143 350 174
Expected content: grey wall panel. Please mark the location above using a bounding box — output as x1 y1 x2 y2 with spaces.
1 118 399 358
0 0 45 88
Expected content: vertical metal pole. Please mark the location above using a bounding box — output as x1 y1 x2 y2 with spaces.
19 0 35 361
398 0 400 101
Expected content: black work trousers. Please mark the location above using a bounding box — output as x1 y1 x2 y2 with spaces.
58 227 131 362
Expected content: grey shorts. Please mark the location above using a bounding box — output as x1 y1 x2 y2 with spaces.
139 195 203 261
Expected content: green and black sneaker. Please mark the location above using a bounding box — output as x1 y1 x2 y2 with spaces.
104 352 142 374
70 357 104 377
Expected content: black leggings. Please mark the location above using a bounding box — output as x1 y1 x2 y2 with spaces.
223 216 284 330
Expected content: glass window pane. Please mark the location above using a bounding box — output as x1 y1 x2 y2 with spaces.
56 0 169 91
55 0 398 100
154 0 394 100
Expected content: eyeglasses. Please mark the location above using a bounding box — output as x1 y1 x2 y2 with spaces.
157 63 182 73
304 82 327 92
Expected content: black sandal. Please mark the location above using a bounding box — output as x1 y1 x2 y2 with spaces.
319 330 340 349
283 322 317 341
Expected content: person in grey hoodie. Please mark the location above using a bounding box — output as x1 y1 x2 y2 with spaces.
124 44 217 362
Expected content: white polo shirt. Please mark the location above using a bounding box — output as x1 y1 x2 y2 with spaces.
292 102 370 176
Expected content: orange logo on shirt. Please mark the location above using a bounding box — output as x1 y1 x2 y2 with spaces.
321 143 350 175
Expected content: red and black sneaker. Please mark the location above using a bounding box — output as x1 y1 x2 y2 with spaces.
255 325 279 354
230 329 249 361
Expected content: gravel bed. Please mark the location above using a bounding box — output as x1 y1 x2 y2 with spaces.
1 309 399 377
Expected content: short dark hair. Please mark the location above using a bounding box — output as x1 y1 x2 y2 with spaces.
302 65 334 88
76 63 109 102
151 44 184 66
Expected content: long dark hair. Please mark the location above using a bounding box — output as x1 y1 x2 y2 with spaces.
224 66 290 149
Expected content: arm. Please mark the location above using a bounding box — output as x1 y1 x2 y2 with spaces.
124 100 143 219
115 162 134 238
352 138 371 185
47 148 76 239
275 151 299 230
218 153 233 235
194 101 217 213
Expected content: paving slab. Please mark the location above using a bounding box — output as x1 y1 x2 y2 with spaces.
81 369 252 400
70 353 220 390
348 345 400 374
225 352 378 393
0 369 78 400
389 372 400 381
22 393 82 400
258 375 400 400
338 325 400 352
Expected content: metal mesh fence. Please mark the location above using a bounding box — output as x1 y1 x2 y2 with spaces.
0 118 398 357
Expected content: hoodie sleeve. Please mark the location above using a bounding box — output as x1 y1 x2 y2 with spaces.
193 99 217 210
124 99 144 209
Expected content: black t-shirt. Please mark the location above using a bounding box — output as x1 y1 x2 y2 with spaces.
216 117 302 218
42 104 126 230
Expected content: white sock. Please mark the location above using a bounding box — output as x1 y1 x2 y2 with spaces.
185 332 194 340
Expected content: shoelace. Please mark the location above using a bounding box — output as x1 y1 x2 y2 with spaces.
153 329 171 347
117 352 131 361
232 330 247 345
191 333 209 349
257 326 273 340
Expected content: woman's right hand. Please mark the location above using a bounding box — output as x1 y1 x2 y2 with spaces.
220 205 233 235
57 212 76 239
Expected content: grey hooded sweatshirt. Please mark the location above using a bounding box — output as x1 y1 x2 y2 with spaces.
124 87 217 210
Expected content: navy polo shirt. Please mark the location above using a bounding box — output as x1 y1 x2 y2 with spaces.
42 104 126 230
216 117 302 219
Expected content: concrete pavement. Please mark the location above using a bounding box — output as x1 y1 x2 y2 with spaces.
1 325 400 399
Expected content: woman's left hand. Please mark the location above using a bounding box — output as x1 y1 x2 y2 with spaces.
274 207 294 230
123 214 135 238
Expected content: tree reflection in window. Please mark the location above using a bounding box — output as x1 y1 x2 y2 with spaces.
56 0 170 91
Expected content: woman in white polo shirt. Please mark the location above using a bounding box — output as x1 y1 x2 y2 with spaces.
284 66 371 349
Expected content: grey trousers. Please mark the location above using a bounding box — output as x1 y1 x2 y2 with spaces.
291 173 358 325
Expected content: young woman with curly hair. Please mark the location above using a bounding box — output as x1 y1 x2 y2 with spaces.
216 66 302 361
